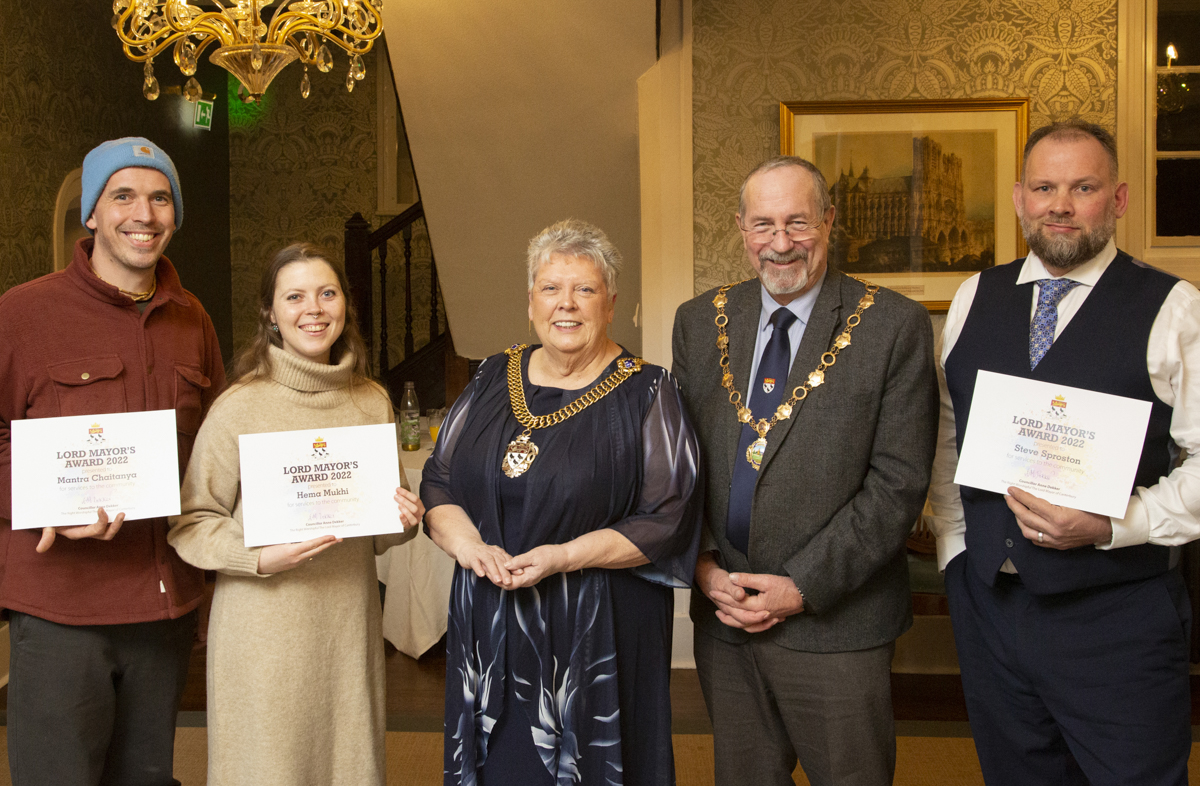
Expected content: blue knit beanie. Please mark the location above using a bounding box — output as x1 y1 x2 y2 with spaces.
81 137 184 231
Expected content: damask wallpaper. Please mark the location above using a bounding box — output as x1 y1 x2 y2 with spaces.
228 51 442 364
691 0 1118 292
228 58 377 355
0 1 233 359
0 2 151 293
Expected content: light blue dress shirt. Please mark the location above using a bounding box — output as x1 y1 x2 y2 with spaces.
745 270 826 400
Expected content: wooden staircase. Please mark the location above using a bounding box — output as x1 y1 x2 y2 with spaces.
344 202 470 409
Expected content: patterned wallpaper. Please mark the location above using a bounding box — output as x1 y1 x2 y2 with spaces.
0 2 135 292
228 50 442 364
691 0 1118 292
1 4 181 286
0 1 234 358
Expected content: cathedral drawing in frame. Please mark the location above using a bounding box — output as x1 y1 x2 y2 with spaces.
781 99 1028 310
816 131 996 275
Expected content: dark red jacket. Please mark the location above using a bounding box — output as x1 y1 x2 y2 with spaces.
0 238 225 625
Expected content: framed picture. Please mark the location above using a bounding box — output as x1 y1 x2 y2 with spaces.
781 98 1030 311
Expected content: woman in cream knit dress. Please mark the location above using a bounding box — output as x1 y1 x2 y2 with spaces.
169 243 423 786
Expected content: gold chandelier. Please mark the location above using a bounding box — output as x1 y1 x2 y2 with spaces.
112 1 384 103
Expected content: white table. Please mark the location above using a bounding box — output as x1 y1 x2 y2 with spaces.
376 430 456 658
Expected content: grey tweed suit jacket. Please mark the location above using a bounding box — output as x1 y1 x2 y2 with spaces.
672 269 938 653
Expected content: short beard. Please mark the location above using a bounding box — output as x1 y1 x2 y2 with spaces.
1022 209 1115 273
756 246 812 297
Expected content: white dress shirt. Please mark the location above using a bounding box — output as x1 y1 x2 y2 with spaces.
927 240 1200 572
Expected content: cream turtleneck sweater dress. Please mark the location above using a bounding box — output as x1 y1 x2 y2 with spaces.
169 347 415 786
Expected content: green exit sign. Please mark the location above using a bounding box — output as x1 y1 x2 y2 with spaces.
193 99 214 130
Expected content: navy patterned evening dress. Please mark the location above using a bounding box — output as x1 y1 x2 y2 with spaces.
421 346 702 786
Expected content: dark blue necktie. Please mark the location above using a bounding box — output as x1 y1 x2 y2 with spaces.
726 307 797 555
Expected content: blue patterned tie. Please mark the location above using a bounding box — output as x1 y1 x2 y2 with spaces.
1029 278 1082 369
726 307 797 555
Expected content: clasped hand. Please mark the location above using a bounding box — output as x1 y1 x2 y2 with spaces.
257 486 424 575
36 507 125 553
456 542 569 590
1005 486 1113 550
695 552 804 633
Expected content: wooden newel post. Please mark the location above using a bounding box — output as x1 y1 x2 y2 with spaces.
344 212 373 372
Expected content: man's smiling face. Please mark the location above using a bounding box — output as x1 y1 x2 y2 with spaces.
86 167 175 288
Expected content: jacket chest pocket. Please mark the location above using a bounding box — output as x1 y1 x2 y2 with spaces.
174 364 211 436
47 357 128 417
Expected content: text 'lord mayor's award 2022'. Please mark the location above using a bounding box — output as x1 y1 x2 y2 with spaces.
238 422 402 547
954 371 1152 518
10 409 181 528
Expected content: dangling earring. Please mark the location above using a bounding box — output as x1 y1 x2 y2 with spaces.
528 319 532 336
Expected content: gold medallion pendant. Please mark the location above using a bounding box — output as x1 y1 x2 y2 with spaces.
501 345 644 479
746 437 767 471
711 280 878 469
503 432 539 478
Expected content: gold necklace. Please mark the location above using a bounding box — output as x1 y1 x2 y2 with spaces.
714 278 878 470
90 264 157 302
502 344 644 478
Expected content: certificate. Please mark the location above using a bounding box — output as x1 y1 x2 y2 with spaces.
238 423 402 547
10 410 181 529
954 371 1152 518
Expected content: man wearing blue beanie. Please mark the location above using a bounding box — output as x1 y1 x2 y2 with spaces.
0 137 225 785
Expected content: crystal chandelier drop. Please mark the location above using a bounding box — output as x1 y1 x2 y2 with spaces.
112 0 383 103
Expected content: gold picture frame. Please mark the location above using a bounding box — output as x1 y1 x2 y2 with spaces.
781 98 1030 312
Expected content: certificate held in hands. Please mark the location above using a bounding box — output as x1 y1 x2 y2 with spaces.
954 371 1152 518
11 409 181 529
238 422 402 547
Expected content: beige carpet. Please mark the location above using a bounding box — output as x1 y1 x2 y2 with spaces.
172 731 987 785
0 730 1196 784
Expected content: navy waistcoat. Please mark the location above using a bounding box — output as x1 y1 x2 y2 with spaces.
944 252 1177 594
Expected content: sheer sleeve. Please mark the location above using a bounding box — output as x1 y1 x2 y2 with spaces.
611 369 704 587
420 357 489 514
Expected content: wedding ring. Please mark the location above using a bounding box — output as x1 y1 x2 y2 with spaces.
1038 531 1044 543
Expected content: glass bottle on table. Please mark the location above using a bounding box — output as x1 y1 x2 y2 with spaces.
399 381 421 451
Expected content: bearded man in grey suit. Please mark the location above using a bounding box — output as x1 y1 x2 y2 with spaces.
672 156 938 786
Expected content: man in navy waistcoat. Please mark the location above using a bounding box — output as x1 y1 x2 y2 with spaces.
929 119 1200 785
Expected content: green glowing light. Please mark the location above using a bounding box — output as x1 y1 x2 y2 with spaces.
226 73 273 128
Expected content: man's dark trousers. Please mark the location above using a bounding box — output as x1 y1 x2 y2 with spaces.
945 552 1191 786
7 610 197 786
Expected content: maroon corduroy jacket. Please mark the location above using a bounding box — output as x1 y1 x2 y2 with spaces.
0 238 225 625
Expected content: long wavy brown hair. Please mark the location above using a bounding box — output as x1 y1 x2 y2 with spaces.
231 243 374 387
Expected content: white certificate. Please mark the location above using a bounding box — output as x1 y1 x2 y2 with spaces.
10 410 181 529
238 423 402 547
954 371 1152 518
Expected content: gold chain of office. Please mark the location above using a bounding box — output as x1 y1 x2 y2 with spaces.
501 344 644 478
714 279 879 469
